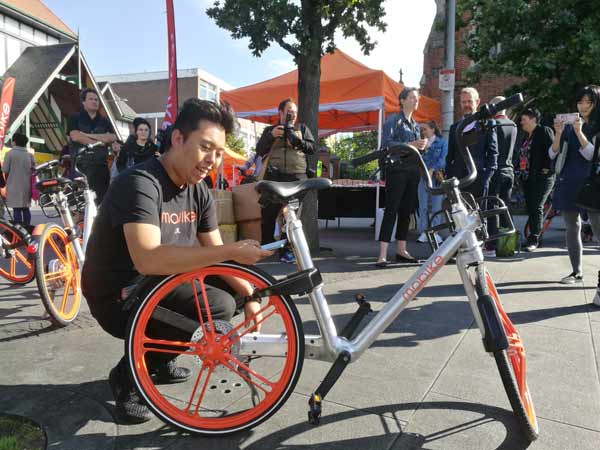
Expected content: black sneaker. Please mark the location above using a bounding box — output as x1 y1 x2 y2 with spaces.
109 366 152 424
149 359 191 384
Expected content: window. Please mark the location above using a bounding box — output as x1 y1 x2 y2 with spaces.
0 35 5 74
33 29 47 45
6 36 20 68
20 24 33 41
199 80 217 102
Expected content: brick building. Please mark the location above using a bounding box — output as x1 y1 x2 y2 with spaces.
420 0 522 121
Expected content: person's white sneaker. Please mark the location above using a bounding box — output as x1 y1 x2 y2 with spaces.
416 232 427 243
434 233 443 245
482 249 496 258
560 272 583 284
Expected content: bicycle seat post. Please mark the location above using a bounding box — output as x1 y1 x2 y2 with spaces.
283 199 315 271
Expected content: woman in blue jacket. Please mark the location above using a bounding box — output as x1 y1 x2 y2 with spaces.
550 85 600 285
416 121 447 244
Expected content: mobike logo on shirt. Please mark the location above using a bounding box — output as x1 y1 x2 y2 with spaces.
161 210 197 225
402 256 444 302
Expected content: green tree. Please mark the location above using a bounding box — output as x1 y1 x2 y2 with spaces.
207 0 386 250
331 131 378 179
458 0 600 113
226 133 247 156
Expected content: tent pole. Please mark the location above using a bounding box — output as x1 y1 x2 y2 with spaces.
375 105 383 240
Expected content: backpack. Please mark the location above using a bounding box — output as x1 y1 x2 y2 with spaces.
495 229 519 257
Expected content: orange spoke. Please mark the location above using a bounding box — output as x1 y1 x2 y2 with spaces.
47 237 68 266
10 253 16 276
223 354 274 393
226 306 277 347
185 362 208 414
193 364 215 416
13 249 32 268
44 270 68 282
191 278 213 339
59 281 71 313
142 337 196 355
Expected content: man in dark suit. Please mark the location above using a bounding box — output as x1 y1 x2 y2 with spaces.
487 96 517 247
446 87 499 200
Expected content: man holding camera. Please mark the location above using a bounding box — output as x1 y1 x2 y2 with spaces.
255 98 316 263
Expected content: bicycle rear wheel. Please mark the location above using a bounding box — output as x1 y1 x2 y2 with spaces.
484 272 539 441
0 219 35 284
35 223 81 326
126 263 304 436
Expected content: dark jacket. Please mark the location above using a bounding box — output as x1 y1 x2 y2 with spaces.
255 123 316 176
494 117 517 171
515 125 554 178
446 118 498 186
116 137 159 172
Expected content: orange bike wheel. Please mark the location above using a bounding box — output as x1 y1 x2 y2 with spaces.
126 263 304 435
485 272 539 441
35 224 81 326
0 219 35 284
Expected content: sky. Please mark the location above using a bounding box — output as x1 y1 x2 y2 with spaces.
44 0 437 89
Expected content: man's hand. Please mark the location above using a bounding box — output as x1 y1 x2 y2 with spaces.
271 126 284 139
229 240 272 265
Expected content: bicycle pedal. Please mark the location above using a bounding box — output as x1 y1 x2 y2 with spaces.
308 393 322 425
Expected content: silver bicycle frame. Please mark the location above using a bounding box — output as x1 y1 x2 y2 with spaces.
239 188 492 363
50 186 97 265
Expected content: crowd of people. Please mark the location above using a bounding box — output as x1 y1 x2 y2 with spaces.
376 85 600 291
0 84 599 423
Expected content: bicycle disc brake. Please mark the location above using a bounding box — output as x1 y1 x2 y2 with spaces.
189 320 241 368
46 258 65 290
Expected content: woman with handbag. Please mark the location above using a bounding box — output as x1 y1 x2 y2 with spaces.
376 87 427 267
550 85 600 285
517 108 556 252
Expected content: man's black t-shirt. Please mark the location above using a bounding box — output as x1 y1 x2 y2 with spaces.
68 111 114 166
82 158 218 299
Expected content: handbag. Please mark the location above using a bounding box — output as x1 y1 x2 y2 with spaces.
574 138 600 212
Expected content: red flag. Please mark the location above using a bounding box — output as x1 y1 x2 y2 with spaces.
0 77 15 149
163 0 178 129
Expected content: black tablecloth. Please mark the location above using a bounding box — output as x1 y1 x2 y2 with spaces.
318 185 385 220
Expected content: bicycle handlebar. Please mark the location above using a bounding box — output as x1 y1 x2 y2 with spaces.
351 93 524 195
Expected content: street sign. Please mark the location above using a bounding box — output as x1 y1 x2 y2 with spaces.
439 69 455 91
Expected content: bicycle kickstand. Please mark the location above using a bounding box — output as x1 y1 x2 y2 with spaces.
308 294 372 425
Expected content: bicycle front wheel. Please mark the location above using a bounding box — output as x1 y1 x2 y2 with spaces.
126 263 304 436
485 272 539 441
0 219 35 284
35 223 81 326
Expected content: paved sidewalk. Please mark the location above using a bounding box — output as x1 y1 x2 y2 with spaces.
1 215 599 449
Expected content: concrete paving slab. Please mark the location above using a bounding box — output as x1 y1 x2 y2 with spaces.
390 392 600 450
431 324 600 432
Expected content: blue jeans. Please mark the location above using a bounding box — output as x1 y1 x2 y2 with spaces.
417 178 444 233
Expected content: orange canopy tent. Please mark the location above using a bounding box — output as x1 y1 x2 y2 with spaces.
208 146 246 188
221 48 440 138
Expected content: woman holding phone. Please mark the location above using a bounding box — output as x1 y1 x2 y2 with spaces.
550 85 600 286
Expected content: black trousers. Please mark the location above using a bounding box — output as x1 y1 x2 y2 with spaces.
378 169 419 242
86 276 236 341
487 170 514 240
87 165 110 205
260 171 306 253
523 175 555 239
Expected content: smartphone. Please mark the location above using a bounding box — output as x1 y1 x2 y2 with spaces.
556 113 579 124
261 239 287 251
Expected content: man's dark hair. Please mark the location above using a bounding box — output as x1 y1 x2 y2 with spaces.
399 87 418 104
521 108 541 122
80 88 99 104
134 118 152 135
132 117 146 129
12 132 28 147
278 98 295 112
162 98 237 152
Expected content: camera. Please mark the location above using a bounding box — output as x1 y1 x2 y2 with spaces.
283 111 294 142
